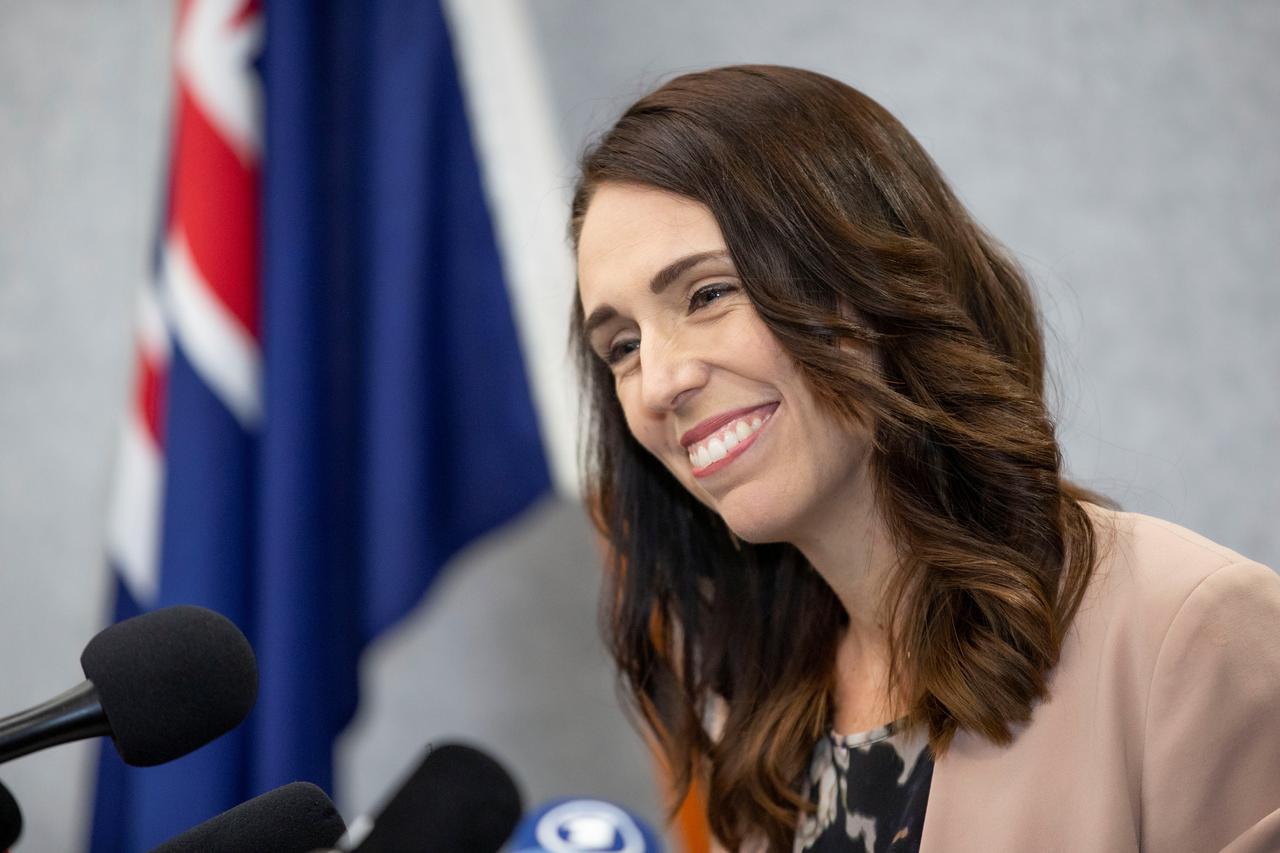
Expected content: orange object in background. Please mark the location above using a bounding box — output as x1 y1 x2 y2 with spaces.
671 774 712 853
597 529 715 852
646 729 713 853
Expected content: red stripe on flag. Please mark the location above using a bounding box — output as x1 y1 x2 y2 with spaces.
168 83 260 340
231 0 261 29
135 348 168 449
176 0 195 31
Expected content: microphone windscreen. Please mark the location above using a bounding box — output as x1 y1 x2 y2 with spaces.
357 742 523 853
80 605 258 766
508 798 665 852
148 781 345 853
0 779 21 848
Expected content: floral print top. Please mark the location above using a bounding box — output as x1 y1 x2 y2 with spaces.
793 719 933 852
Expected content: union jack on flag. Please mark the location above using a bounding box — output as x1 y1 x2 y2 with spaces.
106 0 262 610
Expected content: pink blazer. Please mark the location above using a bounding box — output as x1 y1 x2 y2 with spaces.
919 504 1280 852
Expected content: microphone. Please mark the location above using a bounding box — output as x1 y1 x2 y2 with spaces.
339 742 523 853
506 798 664 853
0 778 21 850
148 781 346 853
0 605 257 767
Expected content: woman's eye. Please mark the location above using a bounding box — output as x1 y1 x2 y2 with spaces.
688 282 738 312
606 338 639 365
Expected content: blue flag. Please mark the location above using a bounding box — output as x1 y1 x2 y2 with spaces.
91 1 551 849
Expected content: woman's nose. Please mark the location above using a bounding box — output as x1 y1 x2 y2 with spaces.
639 332 708 412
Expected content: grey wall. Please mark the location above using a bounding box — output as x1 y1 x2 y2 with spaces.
0 1 1276 850
0 3 173 850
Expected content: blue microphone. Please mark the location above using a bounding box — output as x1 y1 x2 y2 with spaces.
506 798 664 853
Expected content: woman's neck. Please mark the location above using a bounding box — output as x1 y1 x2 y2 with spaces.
793 490 902 654
792 491 909 732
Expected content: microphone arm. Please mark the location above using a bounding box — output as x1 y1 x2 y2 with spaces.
0 681 110 764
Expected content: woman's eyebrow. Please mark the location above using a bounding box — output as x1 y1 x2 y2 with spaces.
582 304 618 341
648 249 730 294
583 250 731 340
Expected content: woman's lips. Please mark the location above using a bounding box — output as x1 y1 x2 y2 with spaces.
686 403 778 478
680 402 778 448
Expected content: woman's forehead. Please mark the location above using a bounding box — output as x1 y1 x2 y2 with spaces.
577 183 727 304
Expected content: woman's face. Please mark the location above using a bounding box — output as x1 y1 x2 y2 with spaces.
576 182 875 545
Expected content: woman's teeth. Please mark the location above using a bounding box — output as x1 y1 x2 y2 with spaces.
688 411 770 469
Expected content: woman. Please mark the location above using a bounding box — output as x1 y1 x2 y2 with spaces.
569 65 1280 852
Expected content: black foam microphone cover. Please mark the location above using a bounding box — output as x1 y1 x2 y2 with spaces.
80 605 257 766
356 742 523 853
148 781 345 853
0 778 21 848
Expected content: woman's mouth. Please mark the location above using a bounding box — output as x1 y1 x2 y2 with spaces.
685 404 777 477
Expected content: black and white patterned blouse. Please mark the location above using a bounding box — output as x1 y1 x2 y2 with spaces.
793 719 934 853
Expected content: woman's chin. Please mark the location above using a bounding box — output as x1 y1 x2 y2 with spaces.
718 501 797 546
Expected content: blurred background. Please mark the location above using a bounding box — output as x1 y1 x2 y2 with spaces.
0 0 1276 850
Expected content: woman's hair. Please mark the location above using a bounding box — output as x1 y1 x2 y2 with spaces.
569 65 1108 850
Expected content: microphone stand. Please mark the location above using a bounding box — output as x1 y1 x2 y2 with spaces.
0 682 110 764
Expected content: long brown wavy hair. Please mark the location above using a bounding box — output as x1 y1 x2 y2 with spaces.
569 65 1109 850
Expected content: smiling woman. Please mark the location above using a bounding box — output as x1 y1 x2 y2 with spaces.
568 66 1280 853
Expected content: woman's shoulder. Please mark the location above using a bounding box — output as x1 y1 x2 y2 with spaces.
925 504 1280 850
1069 503 1280 853
1078 500 1275 622
1082 500 1255 571
1061 501 1280 686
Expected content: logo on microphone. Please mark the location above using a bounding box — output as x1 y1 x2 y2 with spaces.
533 799 647 852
